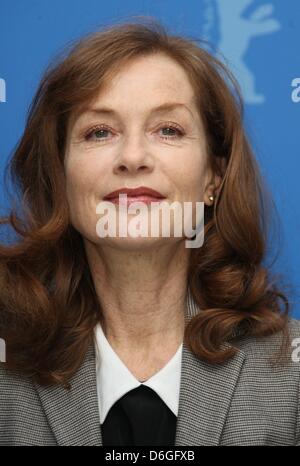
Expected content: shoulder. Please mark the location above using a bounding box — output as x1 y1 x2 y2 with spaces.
221 318 300 445
0 363 36 394
0 363 51 445
235 317 300 357
232 317 300 385
0 363 41 413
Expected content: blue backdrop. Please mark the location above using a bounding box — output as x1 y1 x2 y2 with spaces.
0 0 299 317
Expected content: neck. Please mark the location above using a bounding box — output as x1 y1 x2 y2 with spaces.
84 239 191 352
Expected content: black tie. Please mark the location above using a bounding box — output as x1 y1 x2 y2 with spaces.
101 384 177 446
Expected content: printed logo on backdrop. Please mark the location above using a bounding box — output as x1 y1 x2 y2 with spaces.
0 338 6 362
291 78 300 103
0 78 6 103
202 0 281 104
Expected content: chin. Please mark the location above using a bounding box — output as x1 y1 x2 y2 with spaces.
97 235 180 251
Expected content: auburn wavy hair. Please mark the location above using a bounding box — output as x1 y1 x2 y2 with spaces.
0 17 292 388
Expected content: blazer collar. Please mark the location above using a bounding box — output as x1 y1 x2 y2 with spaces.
34 324 246 446
175 300 247 445
175 339 246 445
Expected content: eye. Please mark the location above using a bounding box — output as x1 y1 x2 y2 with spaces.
158 124 184 140
84 125 113 142
83 122 185 143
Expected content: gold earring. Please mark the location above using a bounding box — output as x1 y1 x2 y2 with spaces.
209 195 214 202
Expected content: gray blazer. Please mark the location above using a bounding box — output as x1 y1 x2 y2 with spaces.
1 317 300 446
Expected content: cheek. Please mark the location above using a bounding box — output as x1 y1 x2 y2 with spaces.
64 158 101 217
65 154 103 193
170 152 207 201
64 161 104 238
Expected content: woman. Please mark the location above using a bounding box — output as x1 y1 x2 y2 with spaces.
0 18 299 446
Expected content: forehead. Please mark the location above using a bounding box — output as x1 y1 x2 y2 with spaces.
70 54 200 128
106 53 195 96
77 101 196 123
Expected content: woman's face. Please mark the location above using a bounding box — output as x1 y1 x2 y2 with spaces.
64 53 216 249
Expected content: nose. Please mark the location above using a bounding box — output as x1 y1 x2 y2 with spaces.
112 133 154 175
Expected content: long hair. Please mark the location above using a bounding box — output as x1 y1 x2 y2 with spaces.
0 16 292 387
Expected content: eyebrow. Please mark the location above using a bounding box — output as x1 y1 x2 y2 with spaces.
80 102 194 119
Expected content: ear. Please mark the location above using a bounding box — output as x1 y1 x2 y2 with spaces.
213 172 223 191
204 156 226 205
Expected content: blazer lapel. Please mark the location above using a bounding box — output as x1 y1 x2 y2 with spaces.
34 299 246 446
34 341 103 446
175 339 246 446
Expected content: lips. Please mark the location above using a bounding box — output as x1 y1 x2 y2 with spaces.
103 186 165 201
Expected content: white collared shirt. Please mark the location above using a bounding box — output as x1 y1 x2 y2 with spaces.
94 323 183 424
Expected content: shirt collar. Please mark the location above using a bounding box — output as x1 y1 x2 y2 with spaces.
94 322 183 424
